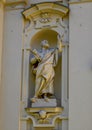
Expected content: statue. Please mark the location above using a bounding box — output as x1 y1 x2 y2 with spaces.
30 35 63 103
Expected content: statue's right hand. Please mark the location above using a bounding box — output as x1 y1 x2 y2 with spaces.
32 49 37 54
31 57 37 64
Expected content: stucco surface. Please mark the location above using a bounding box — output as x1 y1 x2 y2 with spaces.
0 1 92 130
1 9 23 130
69 2 92 130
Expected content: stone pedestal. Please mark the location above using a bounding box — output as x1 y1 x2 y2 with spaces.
32 99 57 108
25 107 63 127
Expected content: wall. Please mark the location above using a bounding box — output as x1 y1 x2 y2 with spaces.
0 1 4 130
69 2 92 130
0 1 4 86
1 1 92 130
1 5 23 130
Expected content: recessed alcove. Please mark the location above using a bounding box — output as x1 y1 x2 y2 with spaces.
28 29 62 107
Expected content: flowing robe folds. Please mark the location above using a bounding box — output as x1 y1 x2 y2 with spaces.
31 48 59 97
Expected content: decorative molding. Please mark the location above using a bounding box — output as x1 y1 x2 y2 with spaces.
22 3 69 20
39 12 52 23
30 0 63 4
21 115 68 127
69 0 92 5
21 107 67 127
4 0 27 6
25 107 63 113
22 3 69 32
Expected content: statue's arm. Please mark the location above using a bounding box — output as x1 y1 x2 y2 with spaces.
28 48 42 62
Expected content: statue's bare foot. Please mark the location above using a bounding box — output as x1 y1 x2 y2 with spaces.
44 95 49 102
31 97 37 103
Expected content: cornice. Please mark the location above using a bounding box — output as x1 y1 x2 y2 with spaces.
23 2 69 20
29 0 62 4
3 0 27 6
69 0 92 5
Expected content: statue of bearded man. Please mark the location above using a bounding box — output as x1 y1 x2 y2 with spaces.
30 35 63 103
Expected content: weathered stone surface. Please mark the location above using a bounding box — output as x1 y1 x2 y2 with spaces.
32 99 57 107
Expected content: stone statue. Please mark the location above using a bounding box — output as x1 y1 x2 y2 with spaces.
30 35 63 103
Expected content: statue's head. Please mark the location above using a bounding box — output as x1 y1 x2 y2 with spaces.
41 40 50 49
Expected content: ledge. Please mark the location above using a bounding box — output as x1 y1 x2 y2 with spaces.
30 0 62 4
25 107 63 113
69 0 92 5
4 0 27 6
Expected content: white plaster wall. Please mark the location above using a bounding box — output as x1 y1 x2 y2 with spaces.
0 2 3 87
69 2 92 130
0 2 4 130
1 8 23 130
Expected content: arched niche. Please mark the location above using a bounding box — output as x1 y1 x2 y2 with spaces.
28 29 62 107
22 2 69 108
21 2 69 129
31 29 59 48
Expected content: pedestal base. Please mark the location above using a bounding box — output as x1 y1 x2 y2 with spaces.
24 107 64 127
32 99 57 108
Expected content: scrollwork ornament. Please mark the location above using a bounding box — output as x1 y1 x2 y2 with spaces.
39 13 52 23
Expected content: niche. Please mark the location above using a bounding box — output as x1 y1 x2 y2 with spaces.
28 29 62 107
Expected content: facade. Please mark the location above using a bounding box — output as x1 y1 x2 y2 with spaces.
0 0 92 130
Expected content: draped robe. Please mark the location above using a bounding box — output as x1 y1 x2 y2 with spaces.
31 48 59 97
